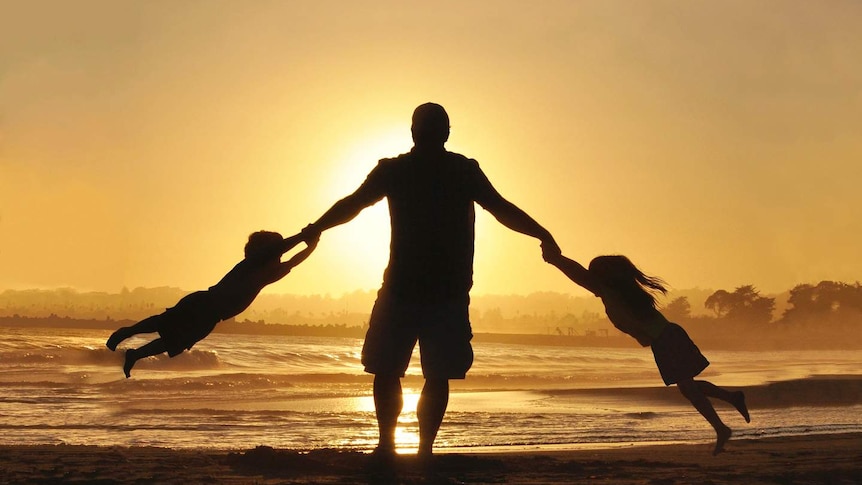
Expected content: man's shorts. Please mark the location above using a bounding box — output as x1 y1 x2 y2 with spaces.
650 322 709 386
361 290 474 379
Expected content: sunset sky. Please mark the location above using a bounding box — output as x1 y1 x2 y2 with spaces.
2 1 860 298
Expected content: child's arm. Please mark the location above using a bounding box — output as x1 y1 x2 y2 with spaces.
545 253 601 296
266 236 319 282
247 233 307 265
280 233 306 255
283 236 318 270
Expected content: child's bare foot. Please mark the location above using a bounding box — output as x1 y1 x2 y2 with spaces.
713 426 732 455
732 391 750 423
106 328 127 351
123 350 135 378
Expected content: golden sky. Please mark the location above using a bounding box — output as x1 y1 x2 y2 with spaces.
2 1 861 297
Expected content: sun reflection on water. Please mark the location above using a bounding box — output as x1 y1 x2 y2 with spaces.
350 391 421 452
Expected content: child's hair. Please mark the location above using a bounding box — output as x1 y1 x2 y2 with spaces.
588 255 668 311
244 231 284 259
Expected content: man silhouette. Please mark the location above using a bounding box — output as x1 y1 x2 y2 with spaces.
301 103 558 457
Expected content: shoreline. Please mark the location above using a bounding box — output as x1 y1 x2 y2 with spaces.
4 319 862 351
2 433 860 484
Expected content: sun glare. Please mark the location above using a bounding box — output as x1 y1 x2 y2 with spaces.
353 392 421 452
354 391 420 415
327 126 413 197
311 126 413 291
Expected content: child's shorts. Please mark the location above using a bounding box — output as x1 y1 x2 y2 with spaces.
650 322 709 385
157 291 220 357
361 290 474 380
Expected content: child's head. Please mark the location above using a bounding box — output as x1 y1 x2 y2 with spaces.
245 231 284 259
589 255 667 310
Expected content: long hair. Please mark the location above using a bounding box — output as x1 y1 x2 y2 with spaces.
588 255 667 311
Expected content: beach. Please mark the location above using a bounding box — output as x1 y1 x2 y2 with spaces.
1 433 860 484
2 326 862 483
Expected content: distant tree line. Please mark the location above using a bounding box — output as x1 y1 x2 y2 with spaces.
661 281 862 326
2 281 861 347
0 314 366 339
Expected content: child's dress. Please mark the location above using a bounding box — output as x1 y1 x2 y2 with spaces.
600 290 709 385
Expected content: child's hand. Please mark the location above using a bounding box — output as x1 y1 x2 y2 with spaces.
306 234 320 250
541 239 562 264
300 223 321 243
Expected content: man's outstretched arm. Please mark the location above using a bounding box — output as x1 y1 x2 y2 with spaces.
302 182 383 241
478 190 560 257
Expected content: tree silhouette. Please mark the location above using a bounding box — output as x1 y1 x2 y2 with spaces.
838 282 862 314
663 296 692 321
705 285 774 324
782 281 862 323
704 289 732 318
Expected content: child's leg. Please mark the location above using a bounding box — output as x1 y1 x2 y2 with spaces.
107 315 162 351
677 378 731 455
696 380 750 423
124 338 167 378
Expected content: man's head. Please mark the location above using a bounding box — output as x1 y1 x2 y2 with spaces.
411 103 450 147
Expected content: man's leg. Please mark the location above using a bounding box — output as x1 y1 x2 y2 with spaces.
373 374 403 453
417 378 449 457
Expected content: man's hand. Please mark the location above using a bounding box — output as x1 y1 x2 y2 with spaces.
541 236 562 264
300 223 322 243
305 231 320 250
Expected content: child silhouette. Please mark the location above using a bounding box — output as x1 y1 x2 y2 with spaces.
106 231 317 377
546 253 749 455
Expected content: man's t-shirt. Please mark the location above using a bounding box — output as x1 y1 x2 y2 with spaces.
359 148 497 302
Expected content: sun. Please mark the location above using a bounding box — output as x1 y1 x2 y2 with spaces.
326 125 413 198
309 126 414 292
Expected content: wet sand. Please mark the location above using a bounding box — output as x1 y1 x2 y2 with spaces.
1 433 860 484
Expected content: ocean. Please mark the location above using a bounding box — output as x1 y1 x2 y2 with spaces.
0 325 860 453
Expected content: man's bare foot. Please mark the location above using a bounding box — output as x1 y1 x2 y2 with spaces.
123 350 135 378
732 391 750 423
417 445 435 465
369 444 397 461
713 426 732 455
366 445 397 472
